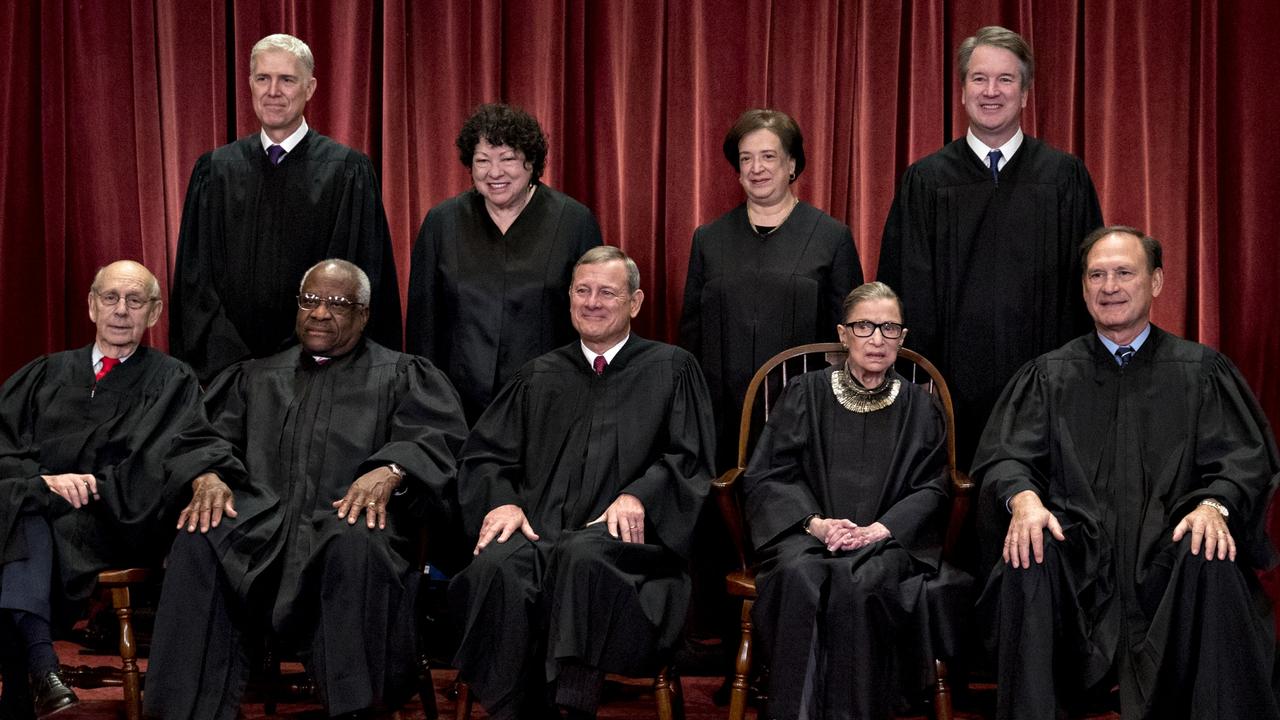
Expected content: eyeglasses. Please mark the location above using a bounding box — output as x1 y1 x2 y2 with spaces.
94 291 155 310
297 293 364 315
842 320 905 339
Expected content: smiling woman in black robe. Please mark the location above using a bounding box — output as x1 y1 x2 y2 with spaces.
406 104 602 424
743 282 949 720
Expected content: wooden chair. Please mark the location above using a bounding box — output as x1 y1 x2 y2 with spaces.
451 666 685 719
59 567 150 720
712 343 975 720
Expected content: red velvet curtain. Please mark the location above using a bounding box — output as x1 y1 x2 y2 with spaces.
4 0 1279 429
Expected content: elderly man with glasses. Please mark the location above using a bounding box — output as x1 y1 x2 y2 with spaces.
144 259 467 720
0 260 208 717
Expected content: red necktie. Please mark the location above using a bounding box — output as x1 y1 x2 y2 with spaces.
95 356 120 382
593 355 607 375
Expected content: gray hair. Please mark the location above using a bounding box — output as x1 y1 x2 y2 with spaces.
250 34 315 77
956 26 1034 89
842 281 903 319
574 246 640 295
300 259 371 304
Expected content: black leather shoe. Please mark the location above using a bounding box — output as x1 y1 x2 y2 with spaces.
31 671 77 718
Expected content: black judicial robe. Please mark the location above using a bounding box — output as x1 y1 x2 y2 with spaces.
406 186 602 424
681 201 861 471
0 346 203 602
166 339 467 621
743 368 950 718
170 131 402 383
451 336 714 709
975 327 1280 718
878 136 1102 470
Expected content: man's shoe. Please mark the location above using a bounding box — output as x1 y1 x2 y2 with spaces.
30 671 77 718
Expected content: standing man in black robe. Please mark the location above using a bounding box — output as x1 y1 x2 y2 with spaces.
977 227 1280 719
143 260 467 719
0 260 205 717
450 246 715 720
170 33 401 384
877 25 1103 472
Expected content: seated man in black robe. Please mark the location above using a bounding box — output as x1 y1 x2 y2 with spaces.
450 246 715 720
0 260 205 718
169 32 401 384
976 226 1280 720
143 259 467 719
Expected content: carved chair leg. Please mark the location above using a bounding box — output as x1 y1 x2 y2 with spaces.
453 679 472 720
669 667 686 720
109 584 142 720
654 666 675 720
728 599 754 720
418 657 438 720
933 658 953 720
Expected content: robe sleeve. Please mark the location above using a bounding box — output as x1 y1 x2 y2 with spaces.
405 206 447 363
877 164 942 362
1059 158 1104 337
456 373 531 539
359 356 468 522
340 155 402 352
1179 352 1280 569
971 359 1054 509
875 389 950 568
741 379 823 550
167 361 252 490
618 352 716 559
677 230 706 354
823 223 863 341
0 356 49 482
169 153 253 383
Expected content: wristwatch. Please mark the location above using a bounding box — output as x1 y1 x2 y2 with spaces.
802 513 821 536
387 463 406 481
1199 498 1229 518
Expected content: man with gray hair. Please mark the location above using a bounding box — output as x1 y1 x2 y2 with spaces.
0 260 206 717
877 25 1103 473
145 260 467 718
450 246 715 719
170 33 401 384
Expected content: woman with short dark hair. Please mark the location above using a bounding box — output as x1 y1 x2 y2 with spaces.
680 108 862 472
407 103 602 424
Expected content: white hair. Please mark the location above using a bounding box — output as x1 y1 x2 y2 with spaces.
250 34 315 76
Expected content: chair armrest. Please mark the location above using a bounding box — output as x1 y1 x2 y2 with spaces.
713 468 750 573
942 469 975 562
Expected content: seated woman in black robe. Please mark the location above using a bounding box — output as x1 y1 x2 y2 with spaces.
742 281 950 720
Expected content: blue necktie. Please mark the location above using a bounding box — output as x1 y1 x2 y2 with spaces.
1116 345 1135 367
267 144 286 165
987 149 1003 185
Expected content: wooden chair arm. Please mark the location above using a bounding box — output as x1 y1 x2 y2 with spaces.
713 468 750 573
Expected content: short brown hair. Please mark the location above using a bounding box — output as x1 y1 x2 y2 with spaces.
956 26 1034 88
1079 225 1163 274
722 109 806 181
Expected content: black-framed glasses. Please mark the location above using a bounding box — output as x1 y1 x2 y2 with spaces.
841 320 905 339
297 293 364 315
93 290 155 310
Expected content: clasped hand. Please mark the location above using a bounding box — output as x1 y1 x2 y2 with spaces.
809 517 890 552
42 473 99 509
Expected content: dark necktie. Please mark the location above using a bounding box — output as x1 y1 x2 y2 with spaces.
267 144 286 165
987 149 1003 185
95 356 120 382
593 355 607 375
1115 345 1135 367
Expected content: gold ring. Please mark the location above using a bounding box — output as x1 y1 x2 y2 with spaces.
367 501 376 508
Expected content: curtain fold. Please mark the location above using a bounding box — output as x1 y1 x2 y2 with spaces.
2 0 1277 435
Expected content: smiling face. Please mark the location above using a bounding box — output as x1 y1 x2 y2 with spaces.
569 260 643 353
961 44 1028 147
88 261 162 358
1083 232 1163 345
250 49 317 142
295 265 369 357
471 139 535 212
836 297 905 387
737 128 796 207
